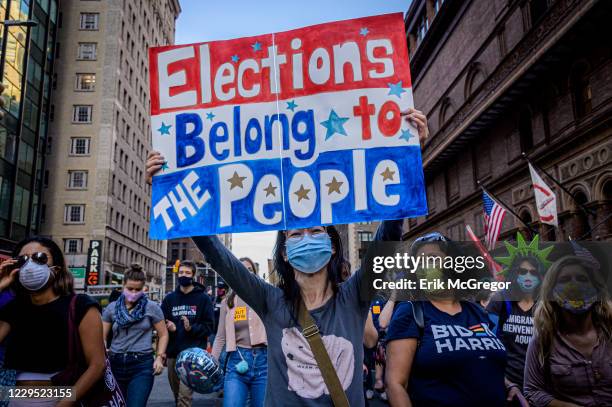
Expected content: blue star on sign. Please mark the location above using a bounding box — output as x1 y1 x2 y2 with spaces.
320 109 349 140
206 112 215 121
161 161 169 171
399 128 414 142
388 81 407 98
360 27 369 36
286 100 298 112
231 54 240 63
157 122 171 135
252 41 262 52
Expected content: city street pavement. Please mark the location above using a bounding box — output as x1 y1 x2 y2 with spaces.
148 370 221 406
148 368 389 406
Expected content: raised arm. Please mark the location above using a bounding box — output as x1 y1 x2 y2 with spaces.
192 235 275 317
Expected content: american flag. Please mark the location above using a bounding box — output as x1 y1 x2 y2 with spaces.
482 191 506 250
570 240 600 270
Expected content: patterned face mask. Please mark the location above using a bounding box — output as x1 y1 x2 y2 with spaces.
553 281 598 314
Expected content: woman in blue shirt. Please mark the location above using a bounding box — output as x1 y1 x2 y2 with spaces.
385 233 507 407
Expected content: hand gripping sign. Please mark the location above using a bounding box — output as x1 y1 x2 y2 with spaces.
148 13 428 238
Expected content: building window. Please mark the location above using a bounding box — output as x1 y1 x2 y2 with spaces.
64 204 85 223
68 170 88 189
64 238 83 254
358 231 373 242
570 61 592 119
70 138 90 155
529 0 550 26
519 107 534 152
75 73 95 91
77 43 97 60
72 105 92 123
416 13 429 45
79 13 99 30
433 0 445 14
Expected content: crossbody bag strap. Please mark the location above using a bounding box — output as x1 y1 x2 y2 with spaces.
298 299 349 407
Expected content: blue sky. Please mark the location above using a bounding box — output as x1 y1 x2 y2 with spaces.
175 0 411 44
173 0 412 275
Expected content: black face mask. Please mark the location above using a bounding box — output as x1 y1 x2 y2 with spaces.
178 276 193 287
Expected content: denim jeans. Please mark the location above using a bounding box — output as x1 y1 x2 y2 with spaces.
223 347 267 407
109 352 154 407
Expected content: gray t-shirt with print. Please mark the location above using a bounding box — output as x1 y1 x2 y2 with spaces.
193 220 401 406
102 300 164 354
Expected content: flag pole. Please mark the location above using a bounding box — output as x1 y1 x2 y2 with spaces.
576 212 612 241
477 180 539 236
521 152 596 216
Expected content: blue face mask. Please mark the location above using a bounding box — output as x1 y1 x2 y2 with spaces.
516 272 540 293
285 233 332 274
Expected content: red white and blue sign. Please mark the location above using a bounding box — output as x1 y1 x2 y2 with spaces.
148 13 427 238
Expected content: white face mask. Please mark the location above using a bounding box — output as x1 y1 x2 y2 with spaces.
19 259 52 291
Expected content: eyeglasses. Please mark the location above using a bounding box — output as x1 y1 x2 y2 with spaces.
286 227 328 243
517 267 538 276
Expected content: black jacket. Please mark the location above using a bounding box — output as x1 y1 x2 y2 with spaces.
161 283 214 358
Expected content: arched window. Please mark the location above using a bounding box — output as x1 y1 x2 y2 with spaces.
570 61 592 119
465 63 486 99
529 0 549 25
603 179 612 201
571 189 590 239
439 98 454 128
519 209 534 240
519 106 533 152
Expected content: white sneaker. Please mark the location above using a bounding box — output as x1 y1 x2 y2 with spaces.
380 392 388 401
366 390 374 400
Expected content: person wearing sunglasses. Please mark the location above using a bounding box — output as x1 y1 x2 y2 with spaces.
211 257 268 407
0 236 105 407
102 263 169 407
524 255 612 407
486 234 552 405
385 232 508 407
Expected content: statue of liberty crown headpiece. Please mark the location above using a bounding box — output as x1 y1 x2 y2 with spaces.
495 233 553 276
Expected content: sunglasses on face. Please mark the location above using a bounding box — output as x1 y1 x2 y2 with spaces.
10 252 49 270
517 267 538 276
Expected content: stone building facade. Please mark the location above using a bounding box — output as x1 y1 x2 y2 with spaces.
340 0 611 266
42 0 181 293
404 0 611 243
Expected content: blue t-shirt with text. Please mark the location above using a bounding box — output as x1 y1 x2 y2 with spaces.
386 301 507 407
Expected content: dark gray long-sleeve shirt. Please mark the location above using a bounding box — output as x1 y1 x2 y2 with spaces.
192 220 402 406
524 331 612 407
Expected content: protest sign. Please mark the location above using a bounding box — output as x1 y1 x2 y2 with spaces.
148 13 427 238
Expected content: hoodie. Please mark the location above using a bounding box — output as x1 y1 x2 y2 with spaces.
161 283 214 358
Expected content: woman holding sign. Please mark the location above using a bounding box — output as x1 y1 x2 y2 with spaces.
211 257 268 407
146 109 428 406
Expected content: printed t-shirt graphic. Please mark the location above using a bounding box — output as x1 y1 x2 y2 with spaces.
386 301 507 407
